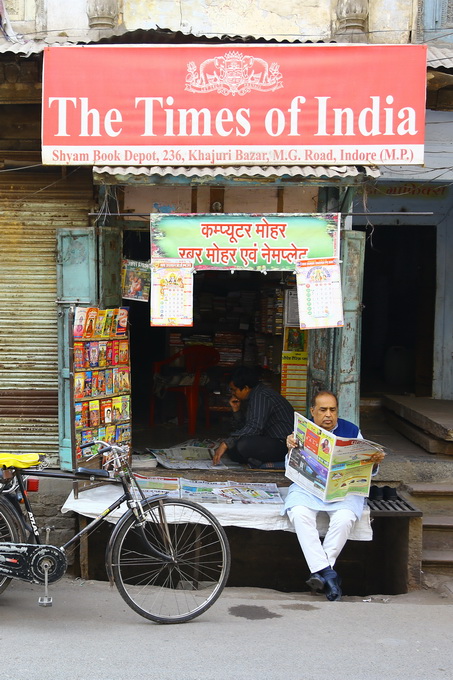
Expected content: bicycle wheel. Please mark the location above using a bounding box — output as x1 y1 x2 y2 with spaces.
109 498 231 624
0 497 26 594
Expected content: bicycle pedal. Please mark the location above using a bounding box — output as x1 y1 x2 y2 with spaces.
38 596 53 607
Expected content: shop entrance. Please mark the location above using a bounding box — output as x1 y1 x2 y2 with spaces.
123 227 296 438
359 224 436 398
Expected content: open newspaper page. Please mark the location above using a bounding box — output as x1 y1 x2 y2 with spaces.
133 474 180 498
285 412 384 502
147 446 227 470
179 479 283 504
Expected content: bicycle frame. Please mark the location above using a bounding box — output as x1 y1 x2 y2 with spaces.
4 465 173 563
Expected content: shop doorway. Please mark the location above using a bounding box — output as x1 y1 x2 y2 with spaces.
359 224 436 397
123 227 292 434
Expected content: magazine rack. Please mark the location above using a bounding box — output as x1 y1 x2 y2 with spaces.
71 306 132 469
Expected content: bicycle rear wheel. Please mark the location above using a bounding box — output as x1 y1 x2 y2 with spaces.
0 497 26 594
109 498 231 624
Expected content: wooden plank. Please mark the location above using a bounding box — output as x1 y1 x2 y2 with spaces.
385 412 453 454
383 395 453 441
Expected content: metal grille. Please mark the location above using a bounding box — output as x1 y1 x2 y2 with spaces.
0 170 93 457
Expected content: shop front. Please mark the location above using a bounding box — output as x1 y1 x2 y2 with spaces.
39 42 427 468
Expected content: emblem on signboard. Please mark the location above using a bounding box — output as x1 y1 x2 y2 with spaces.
185 51 283 96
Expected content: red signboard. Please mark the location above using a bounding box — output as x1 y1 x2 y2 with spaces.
42 44 427 166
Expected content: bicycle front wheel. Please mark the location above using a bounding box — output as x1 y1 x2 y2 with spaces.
0 497 26 594
109 498 231 624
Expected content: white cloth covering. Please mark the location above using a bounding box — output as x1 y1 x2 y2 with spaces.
61 484 372 540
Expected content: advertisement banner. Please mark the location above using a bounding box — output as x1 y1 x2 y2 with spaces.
151 213 339 270
42 44 427 166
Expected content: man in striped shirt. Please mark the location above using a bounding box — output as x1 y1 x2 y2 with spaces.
212 366 294 467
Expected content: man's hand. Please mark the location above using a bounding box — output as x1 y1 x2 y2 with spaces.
213 442 228 466
369 451 386 464
286 433 297 449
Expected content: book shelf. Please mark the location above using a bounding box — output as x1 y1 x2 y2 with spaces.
72 306 131 464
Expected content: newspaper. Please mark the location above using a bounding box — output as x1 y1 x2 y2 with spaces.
181 479 283 504
147 446 228 470
133 476 284 504
133 474 180 498
285 412 385 502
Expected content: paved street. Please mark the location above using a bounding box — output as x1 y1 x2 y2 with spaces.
1 577 452 680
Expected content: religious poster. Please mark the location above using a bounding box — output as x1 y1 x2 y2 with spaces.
150 258 194 327
296 258 344 329
121 260 151 302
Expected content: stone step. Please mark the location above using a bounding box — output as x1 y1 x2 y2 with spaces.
382 395 453 441
406 483 453 496
422 549 453 570
423 516 453 551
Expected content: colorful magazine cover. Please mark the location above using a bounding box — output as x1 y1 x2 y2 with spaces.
100 398 112 425
111 340 120 366
109 309 120 338
94 310 106 339
116 423 131 443
121 395 130 421
91 371 99 397
81 402 89 428
73 342 86 370
89 400 100 428
97 370 106 396
122 260 150 302
115 307 129 336
73 308 88 339
112 396 122 423
98 341 108 368
83 307 98 339
105 424 116 444
118 340 129 365
101 309 115 339
89 341 99 368
83 371 92 398
74 372 85 400
105 368 113 395
75 402 83 428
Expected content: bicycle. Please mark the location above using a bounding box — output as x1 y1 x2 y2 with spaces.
0 441 231 624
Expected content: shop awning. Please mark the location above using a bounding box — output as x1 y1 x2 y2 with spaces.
93 165 380 186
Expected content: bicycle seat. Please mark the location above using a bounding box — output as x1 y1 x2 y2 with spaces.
76 467 110 478
0 453 40 468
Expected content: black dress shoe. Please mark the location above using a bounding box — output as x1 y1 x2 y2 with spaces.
368 485 384 500
306 573 326 592
324 576 342 601
383 485 398 500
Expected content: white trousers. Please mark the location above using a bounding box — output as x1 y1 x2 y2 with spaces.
287 505 356 574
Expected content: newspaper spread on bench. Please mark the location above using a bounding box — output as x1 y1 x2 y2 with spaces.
285 412 385 503
133 474 283 504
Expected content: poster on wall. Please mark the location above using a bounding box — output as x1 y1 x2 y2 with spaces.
296 258 344 329
121 260 151 302
42 44 426 166
151 213 339 271
150 258 194 327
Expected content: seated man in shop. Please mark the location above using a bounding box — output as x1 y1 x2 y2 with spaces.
212 366 294 468
284 390 385 602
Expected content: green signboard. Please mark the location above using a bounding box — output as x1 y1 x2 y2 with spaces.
151 213 339 270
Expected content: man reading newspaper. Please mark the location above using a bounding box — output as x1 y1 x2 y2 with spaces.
284 390 385 601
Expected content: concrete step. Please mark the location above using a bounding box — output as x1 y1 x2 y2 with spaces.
406 483 453 496
422 549 453 574
423 516 453 551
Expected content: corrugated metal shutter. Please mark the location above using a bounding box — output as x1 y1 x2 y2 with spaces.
0 170 93 457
